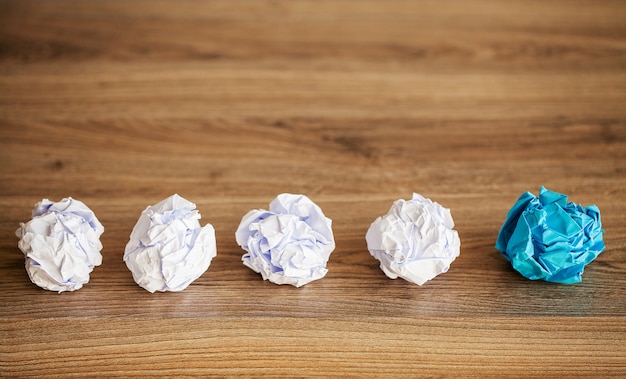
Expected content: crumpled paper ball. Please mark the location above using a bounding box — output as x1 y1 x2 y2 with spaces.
495 186 605 284
124 194 217 293
15 197 104 292
365 193 461 285
235 193 336 287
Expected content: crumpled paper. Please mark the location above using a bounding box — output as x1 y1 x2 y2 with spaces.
496 186 605 284
365 193 461 285
124 194 217 293
15 197 104 292
235 193 335 287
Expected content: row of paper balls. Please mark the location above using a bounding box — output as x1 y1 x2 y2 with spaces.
15 188 605 293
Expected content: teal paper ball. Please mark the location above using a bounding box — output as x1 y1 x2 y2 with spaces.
496 187 605 284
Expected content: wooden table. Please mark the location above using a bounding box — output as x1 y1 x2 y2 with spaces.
1 1 625 377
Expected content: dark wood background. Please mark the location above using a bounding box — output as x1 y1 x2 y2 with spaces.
1 0 625 377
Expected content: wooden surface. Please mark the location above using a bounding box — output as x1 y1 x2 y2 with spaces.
1 0 625 377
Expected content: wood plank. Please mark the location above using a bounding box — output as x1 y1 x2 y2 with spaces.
2 317 625 377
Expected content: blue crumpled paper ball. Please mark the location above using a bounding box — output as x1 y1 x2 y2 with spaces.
495 187 605 284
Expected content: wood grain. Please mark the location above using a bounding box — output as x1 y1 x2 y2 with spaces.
1 0 625 377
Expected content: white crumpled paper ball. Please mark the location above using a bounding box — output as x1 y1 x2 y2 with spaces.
15 197 104 292
366 193 460 285
124 194 217 293
235 193 335 287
